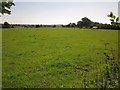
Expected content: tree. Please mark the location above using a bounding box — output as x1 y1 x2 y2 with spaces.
67 23 76 27
77 21 83 28
2 21 11 28
107 12 119 25
77 17 93 28
0 0 15 15
81 17 93 28
35 25 40 28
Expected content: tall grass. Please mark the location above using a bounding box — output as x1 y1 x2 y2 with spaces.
82 42 119 88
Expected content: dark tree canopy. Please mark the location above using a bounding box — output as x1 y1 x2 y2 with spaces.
81 17 91 22
2 21 11 28
81 17 92 27
77 17 93 28
0 0 15 15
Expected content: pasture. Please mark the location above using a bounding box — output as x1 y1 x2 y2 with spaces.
2 28 119 88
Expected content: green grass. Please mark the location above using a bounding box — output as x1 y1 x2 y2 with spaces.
2 28 119 88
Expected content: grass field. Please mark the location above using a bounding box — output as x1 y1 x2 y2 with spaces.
2 28 119 88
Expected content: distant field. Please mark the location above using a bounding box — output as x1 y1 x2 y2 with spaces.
2 28 119 88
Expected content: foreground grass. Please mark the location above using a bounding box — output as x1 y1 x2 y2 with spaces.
2 28 119 88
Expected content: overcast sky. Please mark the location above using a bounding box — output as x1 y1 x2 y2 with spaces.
0 0 119 25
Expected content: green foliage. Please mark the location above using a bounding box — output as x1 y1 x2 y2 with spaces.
0 0 15 15
2 28 118 88
107 12 119 26
3 22 11 28
77 17 93 28
107 12 113 18
82 43 119 88
116 17 119 22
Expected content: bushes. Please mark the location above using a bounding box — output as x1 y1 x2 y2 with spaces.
2 22 11 28
82 43 119 88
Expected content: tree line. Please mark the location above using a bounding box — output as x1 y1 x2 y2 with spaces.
2 16 120 30
0 1 120 30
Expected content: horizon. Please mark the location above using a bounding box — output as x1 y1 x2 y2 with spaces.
0 2 119 25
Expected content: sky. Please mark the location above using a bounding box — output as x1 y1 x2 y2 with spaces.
0 0 119 25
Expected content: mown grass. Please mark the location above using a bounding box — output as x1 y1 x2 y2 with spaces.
2 28 119 88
